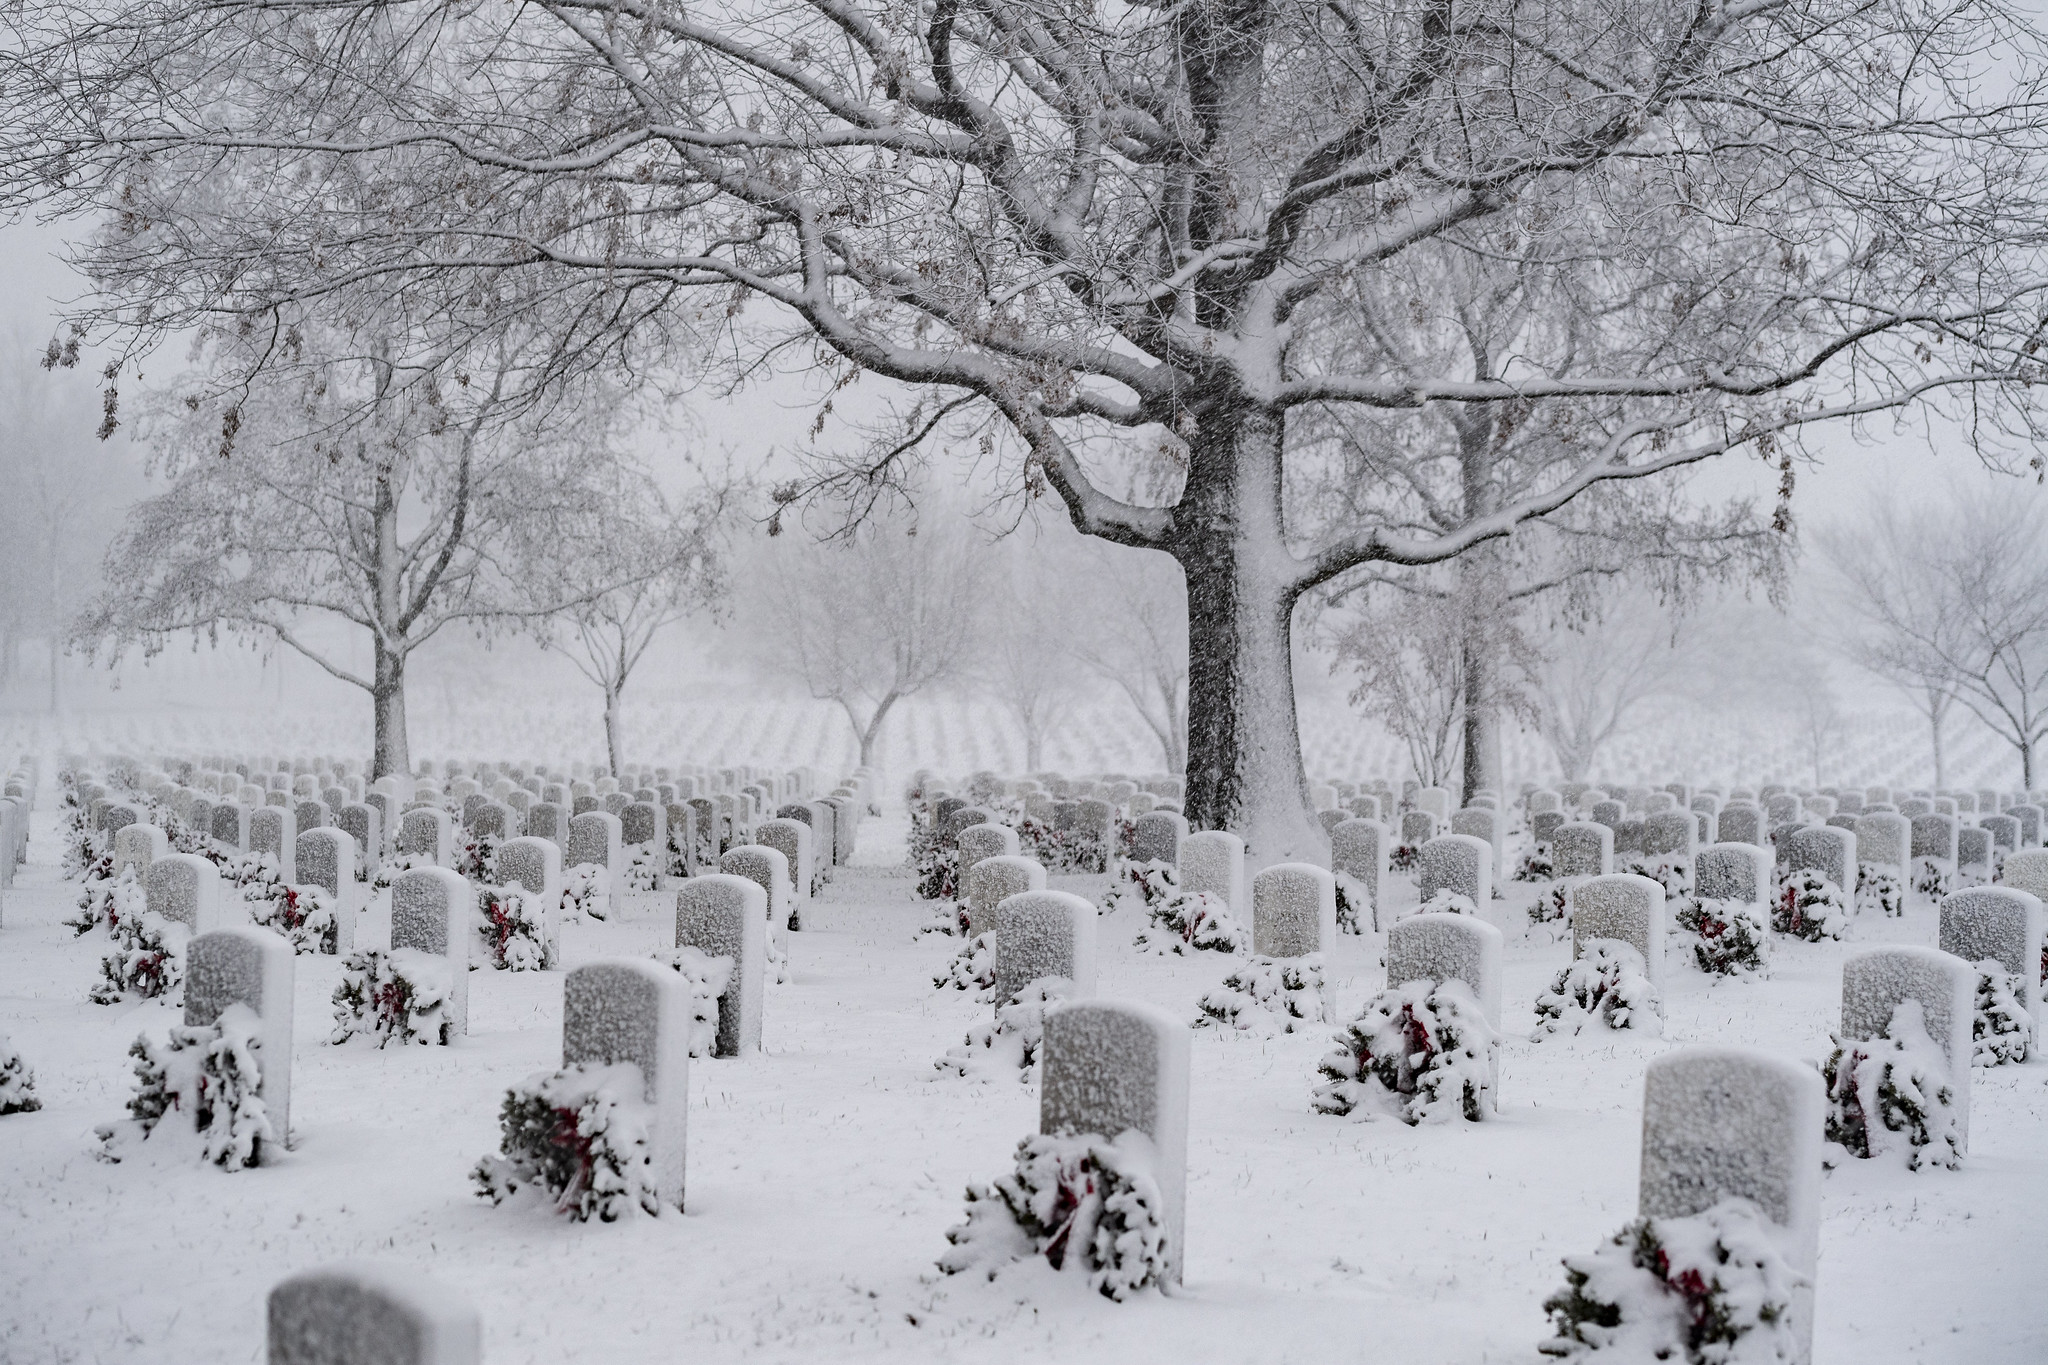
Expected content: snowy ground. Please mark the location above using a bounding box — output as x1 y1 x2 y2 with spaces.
2 800 2045 1364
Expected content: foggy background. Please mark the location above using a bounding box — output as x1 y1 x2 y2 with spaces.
0 216 2029 790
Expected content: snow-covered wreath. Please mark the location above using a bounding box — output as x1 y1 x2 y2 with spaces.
1533 941 1661 1038
90 909 188 1005
473 1061 662 1221
1971 963 2032 1067
935 977 1073 1082
650 945 734 1056
0 1031 42 1115
1194 954 1326 1035
1102 858 1176 916
1132 889 1246 956
561 862 611 922
1312 979 1498 1124
1912 856 1952 901
1673 896 1770 978
1333 871 1372 934
933 932 996 996
246 883 341 955
1622 857 1690 903
330 948 455 1046
96 1005 274 1171
477 886 552 971
1773 869 1851 942
938 1130 1171 1300
1540 1198 1804 1363
1854 861 1904 918
1821 1000 1963 1172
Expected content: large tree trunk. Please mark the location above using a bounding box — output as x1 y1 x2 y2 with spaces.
1929 704 1945 790
1173 402 1320 864
372 640 410 780
1460 636 1500 806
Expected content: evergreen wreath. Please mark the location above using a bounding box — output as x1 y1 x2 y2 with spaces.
939 1130 1170 1300
1673 896 1770 978
1854 861 1905 918
1133 890 1247 956
1533 941 1661 1038
651 945 734 1056
1195 954 1326 1034
561 862 612 922
97 1005 274 1171
1312 979 1498 1123
1540 1198 1802 1363
1333 871 1372 934
936 977 1072 1081
90 909 188 1004
477 885 552 970
1821 1000 1962 1171
0 1031 42 1115
1772 869 1851 942
330 948 454 1046
1971 964 2031 1067
473 1061 661 1221
933 932 997 996
246 883 340 955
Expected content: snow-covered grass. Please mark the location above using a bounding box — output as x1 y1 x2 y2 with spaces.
3 801 2046 1363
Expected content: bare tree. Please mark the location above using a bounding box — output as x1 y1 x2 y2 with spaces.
549 479 734 774
14 0 2048 853
1819 501 1973 788
979 547 1080 772
1824 486 2048 786
755 519 985 769
73 324 626 776
1524 589 1697 785
1072 546 1189 775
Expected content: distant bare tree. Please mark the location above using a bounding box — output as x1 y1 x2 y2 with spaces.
550 479 735 774
1073 547 1189 776
1820 502 1973 788
756 520 986 769
1825 487 2048 786
979 549 1079 772
1525 590 1696 785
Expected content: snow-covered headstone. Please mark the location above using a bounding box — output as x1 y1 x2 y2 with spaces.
268 1263 480 1365
337 803 381 866
1640 811 1695 890
525 801 567 848
1635 1046 1823 1363
1571 874 1668 992
675 874 765 1056
397 808 452 867
994 889 1099 1006
1386 911 1503 1030
567 810 623 879
1696 842 1772 908
390 868 471 1037
1330 819 1385 928
1399 809 1438 848
1982 812 2020 855
1038 999 1190 1285
212 800 250 851
721 844 791 946
1132 810 1187 867
1840 946 1975 1148
1716 802 1764 848
756 818 812 926
186 926 296 1144
149 853 228 935
250 806 297 884
296 829 357 952
1939 887 2043 1036
2012 803 2043 847
561 960 690 1210
1450 806 1506 881
1782 825 1854 890
966 854 1046 937
1417 834 1492 912
1252 863 1337 956
957 822 1020 891
1552 822 1613 880
114 823 168 881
